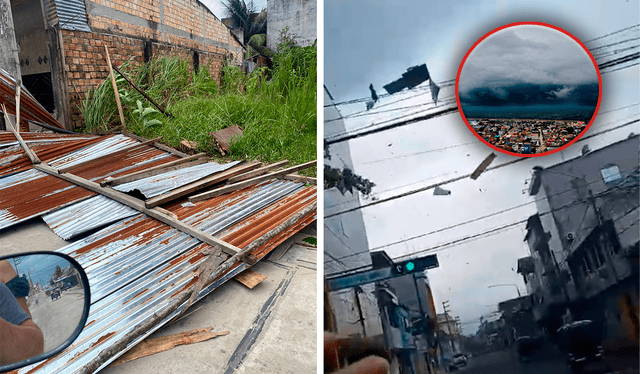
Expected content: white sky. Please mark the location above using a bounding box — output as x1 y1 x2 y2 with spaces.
325 0 639 334
199 0 268 20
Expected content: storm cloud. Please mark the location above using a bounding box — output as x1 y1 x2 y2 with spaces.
458 25 599 104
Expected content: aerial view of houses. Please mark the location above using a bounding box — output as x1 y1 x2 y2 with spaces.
470 119 587 154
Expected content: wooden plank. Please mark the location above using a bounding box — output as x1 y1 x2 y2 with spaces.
1 103 40 164
283 174 317 185
15 82 21 133
102 153 208 187
121 131 191 158
58 136 162 174
34 163 243 256
233 268 268 289
189 160 317 203
470 153 497 180
227 160 289 184
110 328 229 367
104 45 125 127
144 161 261 209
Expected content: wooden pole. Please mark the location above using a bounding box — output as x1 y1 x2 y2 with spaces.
1 103 40 164
104 45 126 127
15 80 21 132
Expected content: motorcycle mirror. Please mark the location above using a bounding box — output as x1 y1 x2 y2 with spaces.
0 252 90 372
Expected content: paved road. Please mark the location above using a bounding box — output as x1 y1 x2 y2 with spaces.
30 287 86 352
456 346 571 374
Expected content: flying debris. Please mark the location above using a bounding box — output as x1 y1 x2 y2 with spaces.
382 64 440 104
433 186 451 195
366 84 379 110
369 84 379 102
430 79 440 105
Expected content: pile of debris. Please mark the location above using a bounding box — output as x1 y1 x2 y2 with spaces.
0 125 316 373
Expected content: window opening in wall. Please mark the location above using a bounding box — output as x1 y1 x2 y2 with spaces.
601 164 622 184
144 40 153 63
193 50 200 72
22 73 55 113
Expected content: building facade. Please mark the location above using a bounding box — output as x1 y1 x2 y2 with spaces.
518 135 639 347
7 0 244 129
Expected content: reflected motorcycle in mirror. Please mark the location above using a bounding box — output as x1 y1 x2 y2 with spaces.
0 252 91 372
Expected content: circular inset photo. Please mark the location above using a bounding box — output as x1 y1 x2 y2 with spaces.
456 22 601 157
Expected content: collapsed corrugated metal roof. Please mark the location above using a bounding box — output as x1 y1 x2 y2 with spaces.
0 131 316 374
0 70 66 130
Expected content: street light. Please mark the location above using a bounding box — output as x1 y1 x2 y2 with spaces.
487 283 522 297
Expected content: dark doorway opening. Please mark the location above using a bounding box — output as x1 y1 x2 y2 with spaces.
22 72 55 113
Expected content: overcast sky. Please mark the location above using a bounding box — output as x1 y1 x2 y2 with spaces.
325 0 639 334
199 0 267 20
458 24 599 96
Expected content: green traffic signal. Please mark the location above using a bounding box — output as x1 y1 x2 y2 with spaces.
405 261 415 271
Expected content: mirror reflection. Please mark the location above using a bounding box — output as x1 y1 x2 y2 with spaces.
0 254 88 367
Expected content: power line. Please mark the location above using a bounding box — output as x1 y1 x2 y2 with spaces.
330 169 638 264
325 117 639 219
584 24 639 43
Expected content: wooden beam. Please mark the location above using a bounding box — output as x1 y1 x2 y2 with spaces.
144 161 261 209
104 45 126 127
58 136 162 174
283 174 317 185
122 131 190 158
226 160 289 184
189 160 317 203
1 103 40 164
110 328 229 367
14 81 21 133
34 163 243 256
101 153 208 187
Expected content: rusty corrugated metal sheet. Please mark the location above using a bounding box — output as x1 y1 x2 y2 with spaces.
0 133 316 374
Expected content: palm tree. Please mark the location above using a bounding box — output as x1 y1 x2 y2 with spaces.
222 0 267 45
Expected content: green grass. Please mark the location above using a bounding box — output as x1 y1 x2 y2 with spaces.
81 43 316 176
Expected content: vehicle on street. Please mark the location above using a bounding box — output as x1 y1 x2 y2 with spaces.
556 320 610 374
516 335 545 362
50 287 61 301
449 353 468 370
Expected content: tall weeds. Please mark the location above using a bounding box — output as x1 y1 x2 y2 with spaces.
81 42 316 174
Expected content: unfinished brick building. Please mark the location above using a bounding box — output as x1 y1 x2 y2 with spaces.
8 0 244 129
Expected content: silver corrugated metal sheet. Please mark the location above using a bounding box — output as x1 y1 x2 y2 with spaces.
113 161 242 198
0 135 173 230
43 0 91 32
42 195 139 240
15 181 315 374
0 132 316 374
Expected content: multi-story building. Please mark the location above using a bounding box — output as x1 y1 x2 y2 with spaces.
518 135 639 344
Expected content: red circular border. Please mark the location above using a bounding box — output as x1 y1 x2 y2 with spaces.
455 22 602 158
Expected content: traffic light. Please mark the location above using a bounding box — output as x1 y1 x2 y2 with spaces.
393 255 439 275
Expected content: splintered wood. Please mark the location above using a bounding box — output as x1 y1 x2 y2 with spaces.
110 328 230 366
234 268 268 289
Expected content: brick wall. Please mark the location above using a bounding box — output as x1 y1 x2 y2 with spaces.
61 0 243 128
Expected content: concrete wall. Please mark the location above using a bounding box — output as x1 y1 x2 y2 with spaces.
11 0 49 76
266 0 316 49
0 0 21 79
324 87 372 276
